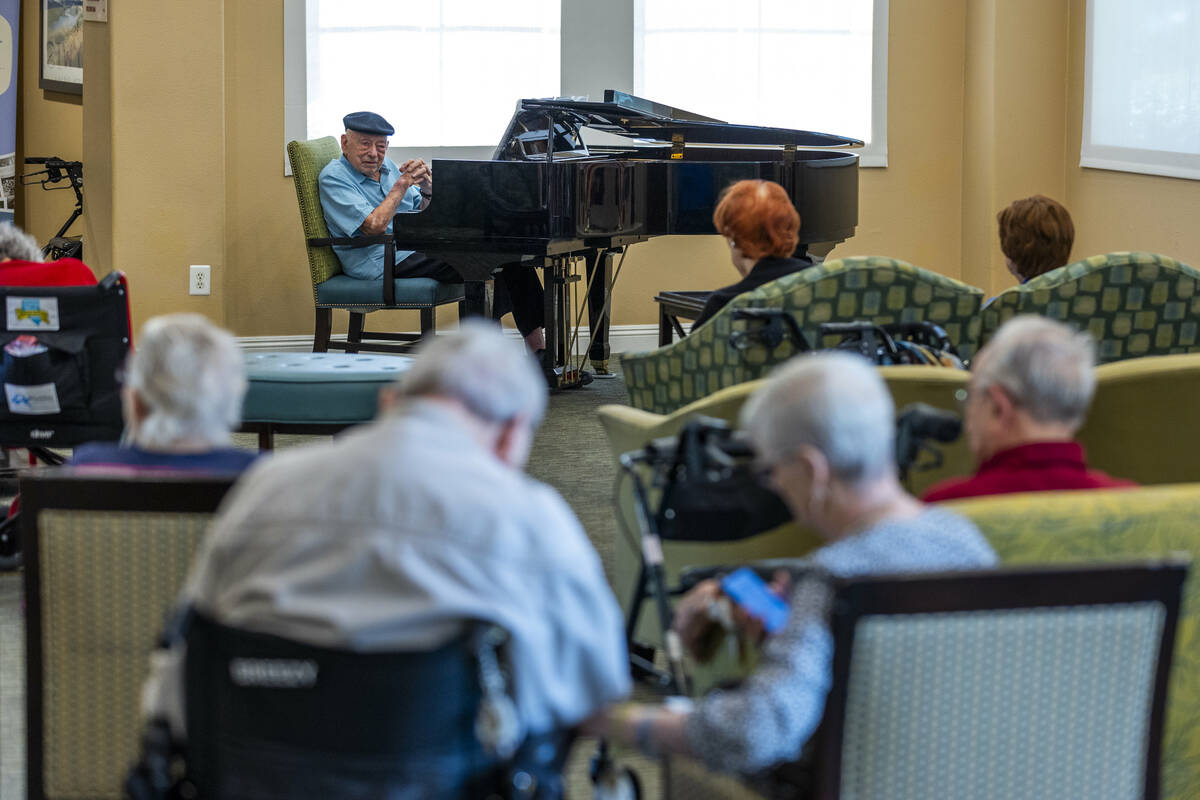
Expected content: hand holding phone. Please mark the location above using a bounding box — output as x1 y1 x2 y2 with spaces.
720 567 790 635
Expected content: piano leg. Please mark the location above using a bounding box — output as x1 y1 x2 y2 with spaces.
586 249 614 378
461 280 494 320
540 256 588 390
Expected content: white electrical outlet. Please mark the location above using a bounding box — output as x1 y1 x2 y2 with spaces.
189 265 211 296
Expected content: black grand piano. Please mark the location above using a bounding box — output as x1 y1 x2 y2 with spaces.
393 90 861 388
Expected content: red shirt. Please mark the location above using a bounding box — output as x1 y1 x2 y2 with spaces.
0 258 96 286
921 441 1136 502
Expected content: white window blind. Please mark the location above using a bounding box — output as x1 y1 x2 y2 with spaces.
1082 0 1200 180
633 0 886 164
305 0 560 149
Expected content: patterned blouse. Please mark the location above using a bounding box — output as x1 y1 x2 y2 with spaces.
685 507 997 773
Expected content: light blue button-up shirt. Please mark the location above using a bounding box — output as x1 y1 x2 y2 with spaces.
318 155 424 279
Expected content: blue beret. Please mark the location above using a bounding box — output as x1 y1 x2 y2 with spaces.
342 111 394 136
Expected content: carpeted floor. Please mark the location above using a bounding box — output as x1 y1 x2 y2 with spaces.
0 368 664 800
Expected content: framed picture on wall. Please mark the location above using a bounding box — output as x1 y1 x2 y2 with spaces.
40 0 82 94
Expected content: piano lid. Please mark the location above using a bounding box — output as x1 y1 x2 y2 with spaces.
496 90 863 157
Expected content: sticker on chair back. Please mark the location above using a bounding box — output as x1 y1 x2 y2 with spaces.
6 297 60 331
4 383 61 414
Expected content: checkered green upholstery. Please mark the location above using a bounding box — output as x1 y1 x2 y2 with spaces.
621 257 985 414
981 252 1200 363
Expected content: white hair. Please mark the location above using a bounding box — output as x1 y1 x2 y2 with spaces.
741 351 896 484
392 321 547 425
974 315 1096 429
0 223 43 262
128 314 247 449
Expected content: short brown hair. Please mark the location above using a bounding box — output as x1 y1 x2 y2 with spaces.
712 180 801 260
997 195 1075 282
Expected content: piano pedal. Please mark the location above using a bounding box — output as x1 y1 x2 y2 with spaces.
550 366 594 391
589 359 617 379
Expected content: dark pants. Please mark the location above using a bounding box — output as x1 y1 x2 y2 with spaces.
397 253 545 337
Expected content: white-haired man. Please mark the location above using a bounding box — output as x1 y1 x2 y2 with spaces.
140 322 628 762
588 352 995 774
318 111 546 352
923 315 1134 502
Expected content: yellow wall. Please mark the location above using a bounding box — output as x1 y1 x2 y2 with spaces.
25 0 1200 337
15 0 83 250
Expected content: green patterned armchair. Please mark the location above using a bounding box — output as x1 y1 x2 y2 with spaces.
621 256 985 414
981 252 1200 363
287 137 464 354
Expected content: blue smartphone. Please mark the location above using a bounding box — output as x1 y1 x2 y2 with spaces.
720 567 790 634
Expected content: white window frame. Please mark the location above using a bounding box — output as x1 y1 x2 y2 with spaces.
1080 0 1200 181
283 0 887 172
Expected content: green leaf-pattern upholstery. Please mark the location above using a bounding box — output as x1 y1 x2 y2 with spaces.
621 257 985 414
286 137 344 300
981 252 1200 363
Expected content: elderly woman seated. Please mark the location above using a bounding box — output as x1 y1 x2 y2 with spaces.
690 179 816 331
587 352 996 774
71 313 258 473
997 195 1074 284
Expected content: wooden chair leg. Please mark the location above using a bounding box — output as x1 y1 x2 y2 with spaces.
314 308 333 352
420 307 435 337
347 312 365 354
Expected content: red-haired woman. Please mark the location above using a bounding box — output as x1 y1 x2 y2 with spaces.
691 180 814 331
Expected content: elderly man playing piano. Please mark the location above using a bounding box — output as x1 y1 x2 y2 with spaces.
319 111 547 352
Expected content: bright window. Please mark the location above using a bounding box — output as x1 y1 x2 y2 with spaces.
634 0 886 165
304 0 560 149
285 0 886 166
1082 0 1200 180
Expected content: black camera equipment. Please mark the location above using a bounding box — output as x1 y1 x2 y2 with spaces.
22 157 84 260
726 307 964 368
729 307 813 352
895 402 962 483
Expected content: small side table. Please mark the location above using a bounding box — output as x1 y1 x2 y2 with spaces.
653 290 711 346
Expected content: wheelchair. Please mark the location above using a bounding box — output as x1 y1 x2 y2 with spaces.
0 271 131 567
127 610 572 800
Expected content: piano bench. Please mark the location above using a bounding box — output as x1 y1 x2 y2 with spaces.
238 352 413 449
654 290 710 345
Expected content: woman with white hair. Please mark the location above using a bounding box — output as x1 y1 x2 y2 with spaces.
71 313 258 472
588 352 996 774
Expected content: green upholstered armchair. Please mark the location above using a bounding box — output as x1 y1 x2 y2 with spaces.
286 137 464 353
620 256 985 414
980 251 1200 363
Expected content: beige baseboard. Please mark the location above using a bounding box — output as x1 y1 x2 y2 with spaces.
236 324 662 355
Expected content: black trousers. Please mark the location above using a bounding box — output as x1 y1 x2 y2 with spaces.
397 253 545 337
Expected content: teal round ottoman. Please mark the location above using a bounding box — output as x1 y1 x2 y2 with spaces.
240 352 413 448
